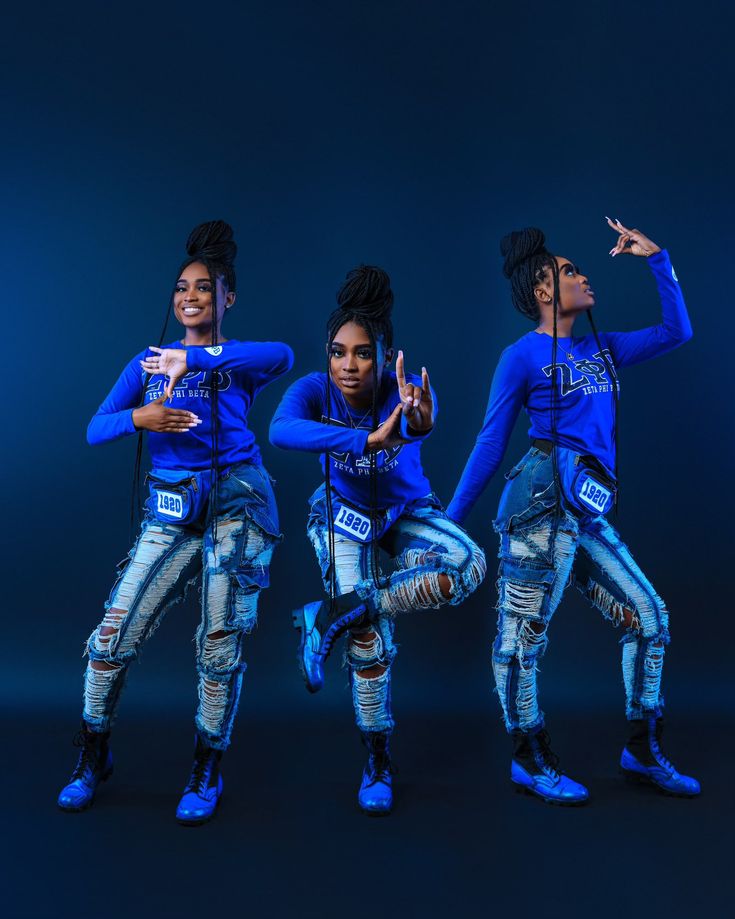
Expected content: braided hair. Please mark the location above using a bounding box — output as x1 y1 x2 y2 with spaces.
132 220 237 537
500 227 619 511
323 265 394 604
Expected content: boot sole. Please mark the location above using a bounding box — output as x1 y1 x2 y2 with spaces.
292 607 320 694
619 767 700 798
358 803 393 817
512 782 589 807
57 766 114 813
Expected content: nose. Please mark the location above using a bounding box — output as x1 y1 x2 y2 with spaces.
342 352 358 372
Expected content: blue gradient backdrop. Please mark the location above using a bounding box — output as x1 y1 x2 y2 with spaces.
2 1 732 916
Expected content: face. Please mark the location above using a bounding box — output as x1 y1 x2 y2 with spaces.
173 261 235 331
328 320 393 408
535 256 595 316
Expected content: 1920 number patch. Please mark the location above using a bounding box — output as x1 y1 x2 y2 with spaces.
157 490 184 519
334 505 371 541
577 477 611 512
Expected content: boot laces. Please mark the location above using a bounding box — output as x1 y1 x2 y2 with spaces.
533 730 561 778
71 730 103 780
366 752 394 785
186 747 217 793
650 720 674 773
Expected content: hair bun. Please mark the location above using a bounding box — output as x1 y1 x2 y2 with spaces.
500 227 548 279
185 220 237 265
336 264 393 321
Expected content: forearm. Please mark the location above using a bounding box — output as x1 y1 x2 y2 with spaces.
270 416 369 454
87 408 137 445
187 341 294 378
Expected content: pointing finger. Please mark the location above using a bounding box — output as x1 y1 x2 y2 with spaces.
396 350 406 390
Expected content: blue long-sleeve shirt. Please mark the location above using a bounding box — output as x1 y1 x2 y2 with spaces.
269 370 436 512
88 339 294 470
447 249 692 524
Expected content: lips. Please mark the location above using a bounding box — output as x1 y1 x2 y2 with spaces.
339 377 360 387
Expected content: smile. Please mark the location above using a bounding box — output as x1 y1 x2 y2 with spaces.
182 306 204 315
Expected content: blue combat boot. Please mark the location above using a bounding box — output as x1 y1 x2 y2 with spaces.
176 734 224 826
620 716 700 797
292 591 373 693
511 728 589 806
358 731 394 816
57 724 113 812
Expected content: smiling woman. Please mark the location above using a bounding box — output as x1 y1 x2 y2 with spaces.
269 264 486 816
57 220 294 826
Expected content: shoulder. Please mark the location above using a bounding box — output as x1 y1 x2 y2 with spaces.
286 371 326 394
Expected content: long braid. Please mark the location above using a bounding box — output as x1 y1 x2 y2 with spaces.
130 295 174 533
587 311 619 509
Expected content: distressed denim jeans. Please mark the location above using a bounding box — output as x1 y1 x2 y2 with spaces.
83 462 281 750
308 487 487 734
492 446 670 734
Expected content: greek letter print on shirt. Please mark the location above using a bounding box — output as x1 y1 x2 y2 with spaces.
542 348 620 397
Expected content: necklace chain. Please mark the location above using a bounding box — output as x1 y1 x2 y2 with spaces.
339 389 373 429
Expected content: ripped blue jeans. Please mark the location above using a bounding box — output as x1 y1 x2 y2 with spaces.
83 462 281 751
493 446 670 734
308 486 487 734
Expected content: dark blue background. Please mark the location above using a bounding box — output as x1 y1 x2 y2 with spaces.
2 1 731 916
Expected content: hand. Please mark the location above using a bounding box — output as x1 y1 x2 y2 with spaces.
395 350 434 433
605 217 662 258
132 395 202 433
140 346 189 399
366 403 409 452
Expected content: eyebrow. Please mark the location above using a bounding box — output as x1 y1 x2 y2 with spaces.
330 340 373 349
177 278 212 284
558 262 575 272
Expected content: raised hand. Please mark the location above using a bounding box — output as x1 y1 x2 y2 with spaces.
605 217 662 258
132 395 202 434
140 346 189 399
395 350 435 433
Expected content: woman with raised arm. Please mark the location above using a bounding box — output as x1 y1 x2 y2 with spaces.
447 218 700 805
57 220 293 825
270 265 486 816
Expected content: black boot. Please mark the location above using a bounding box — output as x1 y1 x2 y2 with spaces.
620 716 700 796
511 728 589 805
176 734 224 825
358 731 394 816
57 723 113 812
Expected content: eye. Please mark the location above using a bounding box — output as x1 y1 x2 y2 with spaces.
564 266 576 277
198 284 212 293
175 285 186 292
330 348 344 358
357 349 373 360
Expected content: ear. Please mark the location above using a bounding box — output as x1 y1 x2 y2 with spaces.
384 348 395 366
534 285 552 305
224 292 236 310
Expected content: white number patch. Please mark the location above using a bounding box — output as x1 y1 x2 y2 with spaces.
157 490 184 519
333 505 372 542
577 477 612 513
